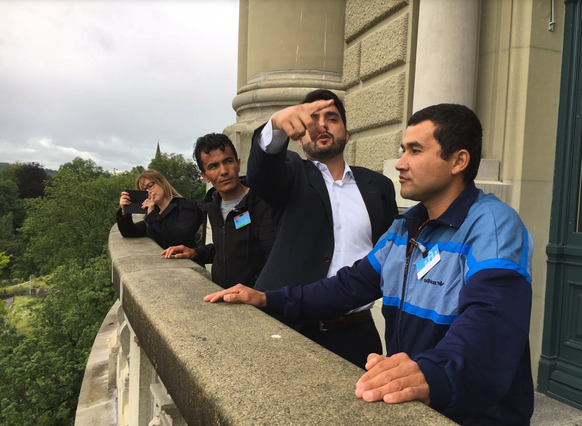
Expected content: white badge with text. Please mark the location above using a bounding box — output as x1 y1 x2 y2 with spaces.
416 244 441 279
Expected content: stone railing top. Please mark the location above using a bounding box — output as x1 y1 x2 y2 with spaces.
108 226 457 426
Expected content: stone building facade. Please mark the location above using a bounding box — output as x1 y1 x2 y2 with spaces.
223 0 580 410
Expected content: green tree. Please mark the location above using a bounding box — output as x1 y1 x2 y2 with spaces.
0 180 27 279
0 180 26 228
0 253 10 275
148 152 206 201
0 256 115 425
16 162 47 199
13 163 137 277
0 163 22 185
58 157 109 180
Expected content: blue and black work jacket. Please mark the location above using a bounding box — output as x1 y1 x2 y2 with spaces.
266 182 534 426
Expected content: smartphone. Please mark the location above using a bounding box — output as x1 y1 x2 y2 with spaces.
124 190 148 214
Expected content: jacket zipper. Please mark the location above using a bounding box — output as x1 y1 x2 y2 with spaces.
397 255 411 352
396 226 428 352
221 223 227 285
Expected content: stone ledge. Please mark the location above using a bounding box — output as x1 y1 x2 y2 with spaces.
107 226 456 425
75 300 119 426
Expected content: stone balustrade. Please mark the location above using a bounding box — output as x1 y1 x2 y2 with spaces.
75 226 457 425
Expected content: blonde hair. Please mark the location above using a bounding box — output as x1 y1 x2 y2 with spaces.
135 170 182 199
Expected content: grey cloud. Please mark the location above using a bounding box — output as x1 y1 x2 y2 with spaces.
0 0 239 171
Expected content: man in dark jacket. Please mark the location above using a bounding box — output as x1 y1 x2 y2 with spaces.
246 89 399 369
162 133 275 289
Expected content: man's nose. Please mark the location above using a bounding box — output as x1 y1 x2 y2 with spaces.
315 119 327 133
395 155 406 171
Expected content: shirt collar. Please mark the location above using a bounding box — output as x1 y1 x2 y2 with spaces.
310 159 354 182
399 181 480 229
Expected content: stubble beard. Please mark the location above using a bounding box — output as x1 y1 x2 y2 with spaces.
302 134 347 161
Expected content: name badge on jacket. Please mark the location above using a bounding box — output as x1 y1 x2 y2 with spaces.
234 211 251 229
416 245 441 279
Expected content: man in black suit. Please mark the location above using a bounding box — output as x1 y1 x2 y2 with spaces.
247 89 398 369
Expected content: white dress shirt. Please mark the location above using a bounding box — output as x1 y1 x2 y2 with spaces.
260 120 374 313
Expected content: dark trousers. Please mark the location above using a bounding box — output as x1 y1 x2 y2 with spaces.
300 317 382 370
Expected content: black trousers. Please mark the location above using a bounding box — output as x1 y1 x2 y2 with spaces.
300 317 383 370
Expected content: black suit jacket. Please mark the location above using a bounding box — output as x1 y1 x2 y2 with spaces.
247 123 398 292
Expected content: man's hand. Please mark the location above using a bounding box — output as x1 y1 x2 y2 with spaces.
271 99 334 142
203 284 267 308
355 352 430 405
161 245 197 259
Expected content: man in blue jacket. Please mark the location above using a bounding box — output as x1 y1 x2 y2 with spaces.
204 103 534 426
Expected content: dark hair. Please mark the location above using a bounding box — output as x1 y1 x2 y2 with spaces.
408 103 482 182
194 133 238 172
301 89 347 128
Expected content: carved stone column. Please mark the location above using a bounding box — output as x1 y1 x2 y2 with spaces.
412 0 480 111
225 0 347 173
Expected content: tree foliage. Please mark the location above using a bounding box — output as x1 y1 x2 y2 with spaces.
0 180 26 228
0 256 115 426
13 159 137 277
0 253 10 275
16 162 48 199
0 180 27 278
0 156 156 424
0 163 22 185
58 157 109 180
148 152 206 201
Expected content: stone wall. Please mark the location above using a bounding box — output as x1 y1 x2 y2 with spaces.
75 226 458 425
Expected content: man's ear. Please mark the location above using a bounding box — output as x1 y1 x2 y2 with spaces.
200 171 210 183
345 131 350 144
451 150 470 176
297 138 304 148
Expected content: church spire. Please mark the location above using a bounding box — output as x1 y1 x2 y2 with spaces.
155 139 161 159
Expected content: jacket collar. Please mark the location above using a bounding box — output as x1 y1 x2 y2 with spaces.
399 181 480 230
202 178 251 211
156 197 180 220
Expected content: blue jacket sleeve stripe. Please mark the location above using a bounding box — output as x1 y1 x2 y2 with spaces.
466 258 532 284
436 241 471 256
368 233 406 272
367 251 382 272
402 301 458 325
383 297 458 325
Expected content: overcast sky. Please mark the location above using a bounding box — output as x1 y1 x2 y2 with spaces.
0 0 239 172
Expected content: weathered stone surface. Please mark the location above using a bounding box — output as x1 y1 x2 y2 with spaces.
345 73 405 133
106 227 457 425
75 301 119 426
345 0 409 43
354 131 403 173
361 13 408 81
342 42 361 88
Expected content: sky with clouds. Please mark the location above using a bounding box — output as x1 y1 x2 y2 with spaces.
0 0 239 172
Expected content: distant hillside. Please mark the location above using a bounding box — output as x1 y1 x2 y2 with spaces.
0 162 57 177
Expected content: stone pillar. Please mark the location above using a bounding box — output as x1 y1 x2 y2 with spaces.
225 0 347 173
412 0 480 111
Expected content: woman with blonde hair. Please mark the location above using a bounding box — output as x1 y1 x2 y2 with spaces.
116 169 202 249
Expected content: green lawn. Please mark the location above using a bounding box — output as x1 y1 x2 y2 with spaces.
6 296 44 332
